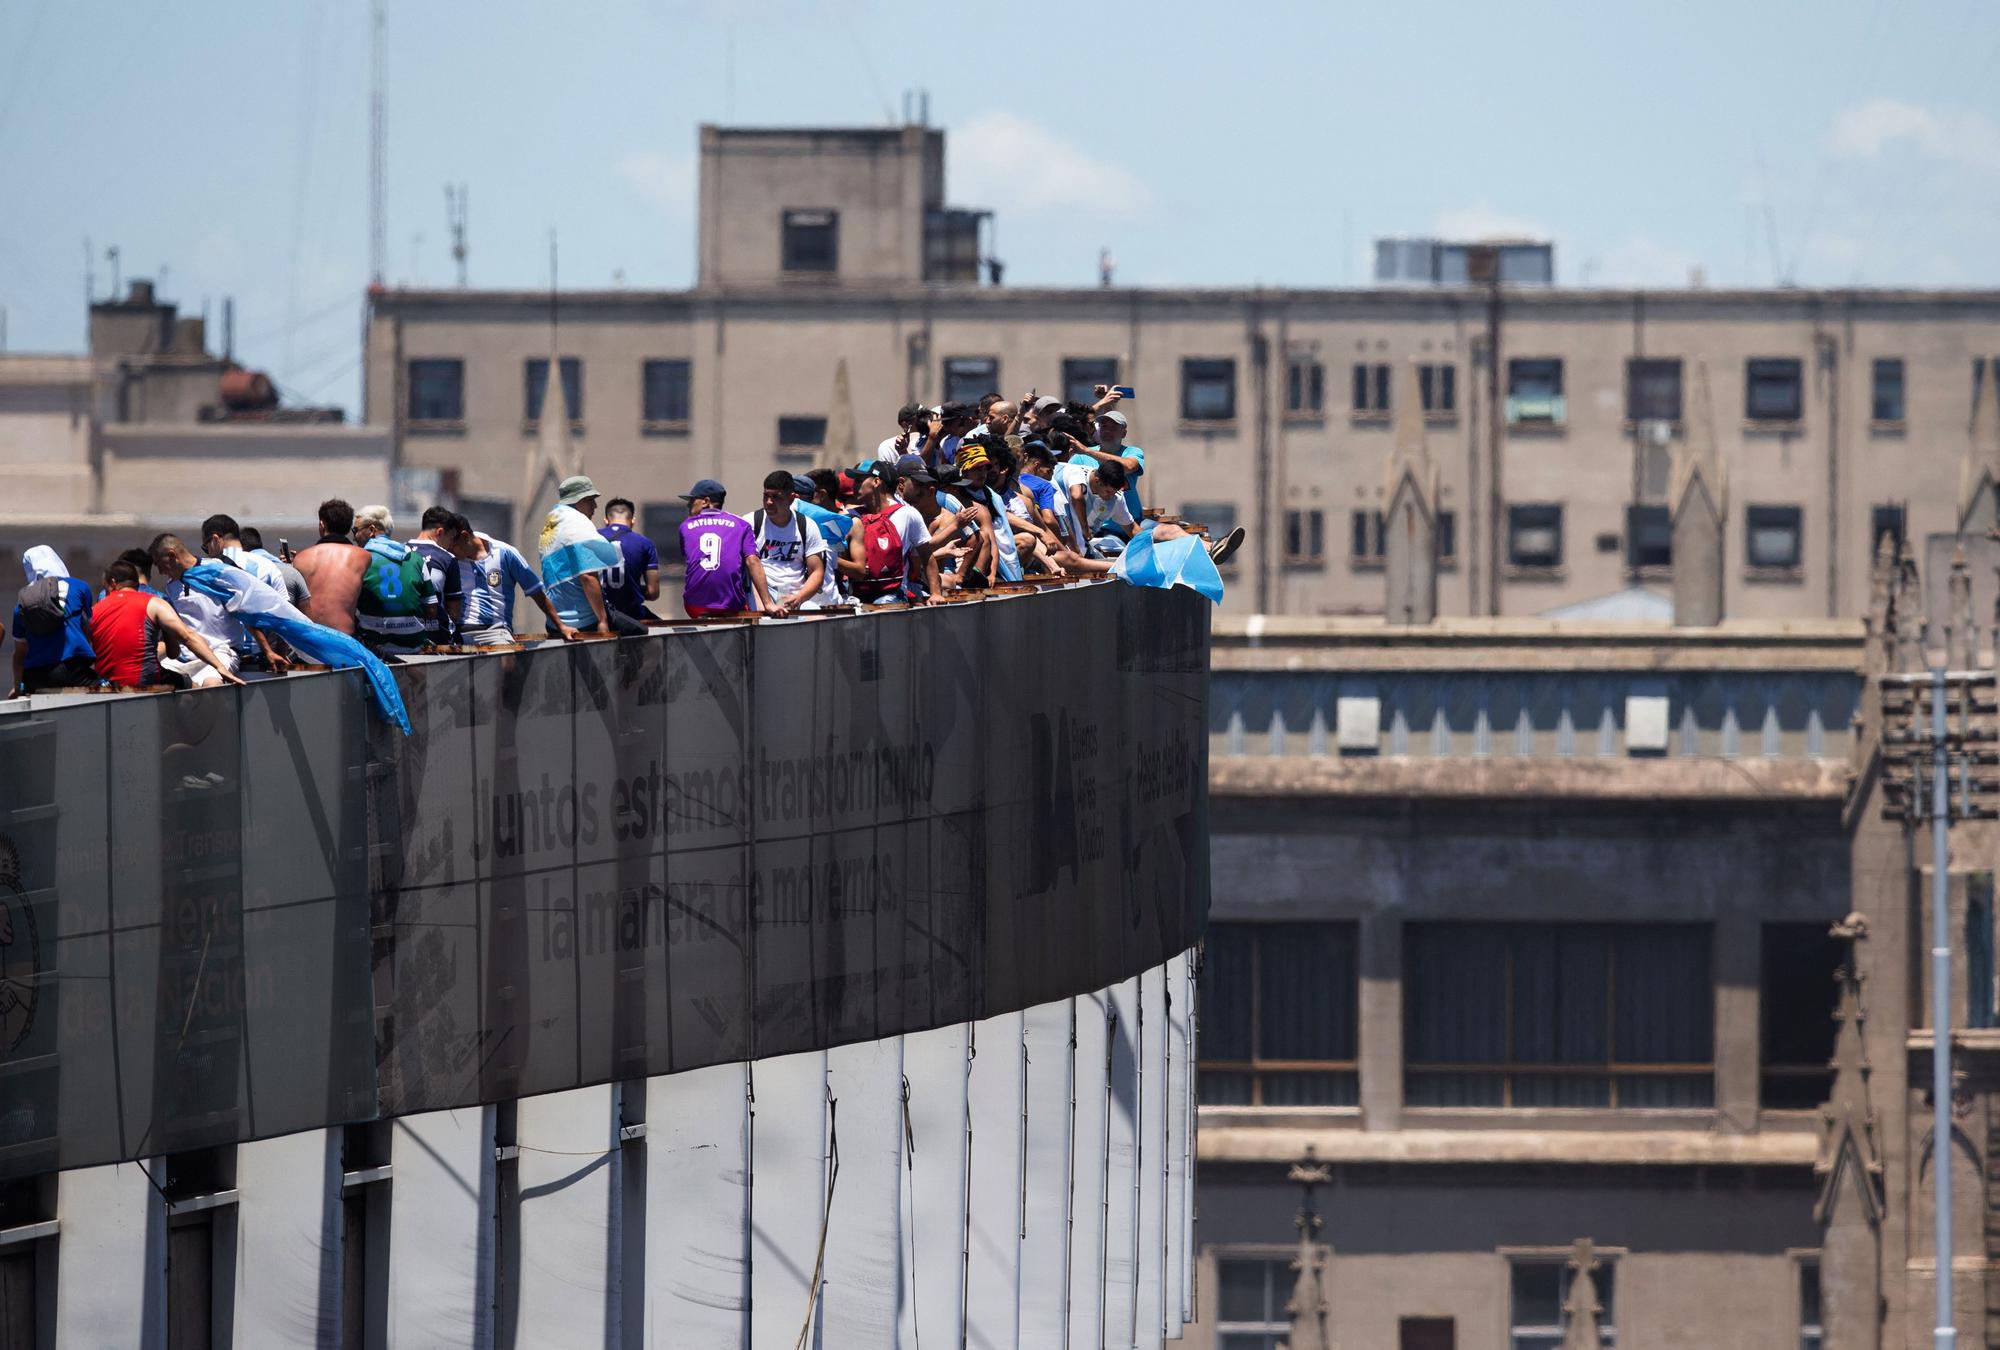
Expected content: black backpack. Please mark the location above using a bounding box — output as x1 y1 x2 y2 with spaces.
14 578 67 636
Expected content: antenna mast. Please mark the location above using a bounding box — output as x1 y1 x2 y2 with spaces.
368 0 386 287
446 184 468 287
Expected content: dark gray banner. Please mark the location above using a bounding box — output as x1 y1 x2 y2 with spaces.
0 581 1208 1178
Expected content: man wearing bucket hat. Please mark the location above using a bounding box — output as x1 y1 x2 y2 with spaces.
537 474 637 637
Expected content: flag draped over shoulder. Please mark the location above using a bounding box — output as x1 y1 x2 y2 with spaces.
537 504 620 588
181 561 413 735
1111 526 1225 605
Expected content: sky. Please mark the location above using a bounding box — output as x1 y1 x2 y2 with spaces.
2 0 1998 419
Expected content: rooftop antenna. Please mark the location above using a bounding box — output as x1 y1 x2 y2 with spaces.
548 228 559 351
106 246 121 299
83 236 94 304
368 0 386 287
446 183 468 287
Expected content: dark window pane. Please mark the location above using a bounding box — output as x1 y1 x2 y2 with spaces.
1374 364 1390 411
1218 1259 1271 1322
1627 358 1683 422
643 504 690 569
1258 924 1356 1061
1183 359 1237 421
1508 504 1564 568
1872 358 1905 422
1352 363 1369 411
943 356 998 406
643 359 691 423
1437 364 1456 411
1614 925 1711 1064
1063 357 1119 406
1199 1071 1254 1105
525 357 583 421
777 416 828 448
1761 923 1841 1107
1437 511 1457 560
1746 358 1804 421
1259 1071 1358 1106
407 358 464 421
1746 505 1803 568
1511 1263 1563 1327
1869 504 1906 560
782 209 838 272
1406 925 1508 1065
1200 926 1254 1062
1626 504 1672 568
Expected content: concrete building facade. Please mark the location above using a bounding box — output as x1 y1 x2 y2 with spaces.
364 122 2000 626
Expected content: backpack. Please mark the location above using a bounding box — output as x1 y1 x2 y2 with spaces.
15 578 68 636
850 508 907 601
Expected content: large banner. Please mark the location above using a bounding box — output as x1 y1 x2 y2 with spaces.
0 581 1208 1179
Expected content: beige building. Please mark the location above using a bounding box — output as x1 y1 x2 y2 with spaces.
0 280 389 609
365 122 2000 624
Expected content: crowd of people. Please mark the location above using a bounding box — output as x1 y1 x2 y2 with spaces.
7 384 1239 705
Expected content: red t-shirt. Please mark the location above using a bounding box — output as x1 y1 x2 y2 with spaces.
90 588 159 687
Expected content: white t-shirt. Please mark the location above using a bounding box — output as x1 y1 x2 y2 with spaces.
1052 462 1094 549
1088 487 1137 536
754 509 831 607
165 580 247 654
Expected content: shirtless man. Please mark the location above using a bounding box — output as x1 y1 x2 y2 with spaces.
290 498 372 634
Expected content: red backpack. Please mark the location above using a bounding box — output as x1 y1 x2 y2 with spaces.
851 507 907 601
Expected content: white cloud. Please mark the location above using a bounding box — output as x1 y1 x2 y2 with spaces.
617 151 696 217
1828 97 2000 174
949 111 1150 213
1429 205 1547 242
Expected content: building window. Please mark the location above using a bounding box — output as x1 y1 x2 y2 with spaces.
642 359 692 426
943 356 999 406
1199 921 1358 1106
1508 358 1564 425
1625 504 1671 569
1062 357 1119 406
1287 356 1325 416
1215 1257 1295 1349
1511 1259 1615 1348
1285 509 1326 566
407 358 464 422
642 503 690 574
1419 363 1457 414
525 356 583 423
1746 505 1803 570
1182 359 1238 422
1869 503 1906 561
781 209 838 273
1746 358 1804 422
1438 511 1457 564
1626 358 1683 423
1506 504 1564 569
1183 502 1239 564
1351 509 1386 562
1761 924 1842 1109
776 416 827 461
1798 1258 1823 1350
1871 358 1905 423
1352 362 1391 414
1405 924 1714 1108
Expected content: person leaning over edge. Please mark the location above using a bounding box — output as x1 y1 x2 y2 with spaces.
91 559 243 690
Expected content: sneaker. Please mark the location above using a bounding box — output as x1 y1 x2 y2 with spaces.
1208 526 1246 567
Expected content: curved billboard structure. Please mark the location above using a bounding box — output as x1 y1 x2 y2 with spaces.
0 579 1208 1346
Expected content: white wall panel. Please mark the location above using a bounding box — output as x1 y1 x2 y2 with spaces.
55 1162 156 1346
389 1107 494 1348
1164 951 1191 1337
1067 992 1110 1350
1020 999 1075 1347
965 1011 1023 1350
820 1038 903 1345
234 1128 339 1347
898 1023 969 1350
1103 977 1142 1350
747 1050 828 1350
648 1062 750 1348
1135 966 1167 1349
514 1085 617 1349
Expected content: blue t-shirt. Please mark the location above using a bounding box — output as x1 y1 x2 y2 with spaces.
795 501 854 554
1018 472 1060 516
11 577 95 670
458 539 543 631
598 523 662 619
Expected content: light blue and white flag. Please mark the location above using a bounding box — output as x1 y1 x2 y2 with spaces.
1111 526 1225 605
181 561 413 734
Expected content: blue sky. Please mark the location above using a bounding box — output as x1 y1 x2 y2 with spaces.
2 0 1998 417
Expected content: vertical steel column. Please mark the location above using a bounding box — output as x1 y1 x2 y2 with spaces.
1932 666 1956 1350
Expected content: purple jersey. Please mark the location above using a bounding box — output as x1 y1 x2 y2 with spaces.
679 511 756 611
598 522 661 618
